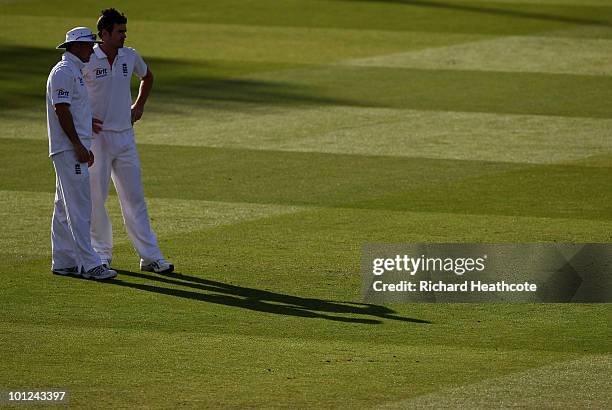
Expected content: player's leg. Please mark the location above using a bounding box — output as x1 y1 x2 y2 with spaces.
51 161 79 274
89 131 114 264
52 150 104 273
111 129 164 264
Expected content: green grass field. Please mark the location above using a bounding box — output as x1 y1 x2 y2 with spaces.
1 0 611 407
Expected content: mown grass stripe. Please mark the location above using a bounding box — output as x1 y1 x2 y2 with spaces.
5 106 611 166
0 190 307 262
245 65 612 118
3 0 611 35
132 107 612 165
0 321 585 407
344 35 612 76
0 15 492 63
3 138 609 220
379 354 612 409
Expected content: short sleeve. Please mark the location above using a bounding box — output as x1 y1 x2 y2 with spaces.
50 69 74 106
132 49 148 78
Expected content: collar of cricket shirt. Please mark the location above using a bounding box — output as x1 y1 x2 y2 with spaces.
93 44 125 60
62 51 85 69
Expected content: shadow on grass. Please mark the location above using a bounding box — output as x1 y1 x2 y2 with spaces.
347 0 612 27
0 44 365 112
104 269 430 325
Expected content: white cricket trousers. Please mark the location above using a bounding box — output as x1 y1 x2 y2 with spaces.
89 128 163 263
51 149 101 272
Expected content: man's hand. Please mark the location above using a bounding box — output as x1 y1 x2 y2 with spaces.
92 118 103 134
131 104 144 124
74 143 90 164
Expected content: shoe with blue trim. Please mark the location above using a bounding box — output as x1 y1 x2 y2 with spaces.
82 264 117 280
140 258 174 274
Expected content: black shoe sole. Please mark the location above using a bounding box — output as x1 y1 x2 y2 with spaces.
141 264 174 274
82 273 117 280
51 270 80 277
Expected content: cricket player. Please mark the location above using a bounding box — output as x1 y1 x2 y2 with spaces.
47 27 117 280
83 8 173 273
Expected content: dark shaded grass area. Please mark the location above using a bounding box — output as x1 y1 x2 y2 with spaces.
2 45 612 118
0 45 342 112
261 66 612 119
3 138 610 221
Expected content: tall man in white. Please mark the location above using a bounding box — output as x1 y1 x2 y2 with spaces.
83 8 173 273
47 27 117 280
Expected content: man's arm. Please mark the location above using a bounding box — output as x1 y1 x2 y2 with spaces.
131 68 153 124
92 118 103 134
54 103 94 166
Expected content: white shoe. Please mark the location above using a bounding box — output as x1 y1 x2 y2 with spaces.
82 265 117 280
52 266 80 276
140 258 174 274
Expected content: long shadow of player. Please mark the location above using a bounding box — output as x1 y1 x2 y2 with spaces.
106 270 431 325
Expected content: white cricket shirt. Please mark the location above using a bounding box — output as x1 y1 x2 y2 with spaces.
83 45 148 132
46 52 93 157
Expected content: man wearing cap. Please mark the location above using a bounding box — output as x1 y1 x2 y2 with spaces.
46 27 117 280
83 8 173 274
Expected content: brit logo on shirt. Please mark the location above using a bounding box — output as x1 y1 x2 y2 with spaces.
122 63 128 76
75 163 81 175
95 67 108 78
56 88 69 99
